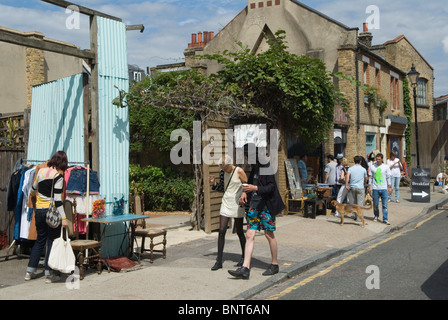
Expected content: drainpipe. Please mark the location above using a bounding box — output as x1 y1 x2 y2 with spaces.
355 45 361 130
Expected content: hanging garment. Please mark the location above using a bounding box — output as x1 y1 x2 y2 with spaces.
66 168 100 195
19 168 36 239
13 167 31 240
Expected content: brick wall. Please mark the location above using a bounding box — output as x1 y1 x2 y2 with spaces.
25 34 45 109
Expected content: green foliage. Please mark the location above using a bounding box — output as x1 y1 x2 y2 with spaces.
403 77 412 168
129 164 194 211
126 70 203 152
203 30 344 148
333 74 388 113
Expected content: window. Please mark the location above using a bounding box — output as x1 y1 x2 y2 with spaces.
133 71 142 82
417 78 428 106
334 126 347 158
375 68 381 88
366 132 376 155
363 63 369 84
390 76 399 110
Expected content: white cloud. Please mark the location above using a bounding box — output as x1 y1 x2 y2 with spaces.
443 36 448 54
2 0 446 95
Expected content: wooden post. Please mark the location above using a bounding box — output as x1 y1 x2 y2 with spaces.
89 15 99 173
82 73 90 163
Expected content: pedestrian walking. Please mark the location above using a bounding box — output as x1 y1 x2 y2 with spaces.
324 154 338 197
335 157 353 217
24 151 69 283
209 155 248 271
369 153 392 224
335 155 344 201
387 151 403 203
228 144 285 280
345 156 368 221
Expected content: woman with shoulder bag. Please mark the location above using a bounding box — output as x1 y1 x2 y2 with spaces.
25 151 69 283
209 155 248 271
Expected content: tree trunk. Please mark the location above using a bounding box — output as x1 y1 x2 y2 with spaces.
190 163 204 230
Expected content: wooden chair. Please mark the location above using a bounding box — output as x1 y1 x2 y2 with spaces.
130 195 167 263
64 199 102 280
285 189 307 214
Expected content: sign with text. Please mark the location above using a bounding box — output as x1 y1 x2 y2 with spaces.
411 168 431 203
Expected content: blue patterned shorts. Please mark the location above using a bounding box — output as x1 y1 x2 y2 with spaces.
247 208 276 231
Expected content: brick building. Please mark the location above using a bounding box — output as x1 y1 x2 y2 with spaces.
0 26 84 116
184 0 434 181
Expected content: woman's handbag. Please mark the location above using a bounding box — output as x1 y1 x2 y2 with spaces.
48 228 76 274
46 175 61 228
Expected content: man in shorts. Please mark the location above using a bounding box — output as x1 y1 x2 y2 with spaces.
228 144 285 280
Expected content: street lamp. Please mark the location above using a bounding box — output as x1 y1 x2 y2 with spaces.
408 64 420 168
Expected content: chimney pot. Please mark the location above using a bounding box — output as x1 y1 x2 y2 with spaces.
363 22 368 32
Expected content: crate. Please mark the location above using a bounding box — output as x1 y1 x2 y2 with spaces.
316 187 332 198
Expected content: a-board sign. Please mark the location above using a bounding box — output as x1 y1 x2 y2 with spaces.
411 168 430 203
285 159 302 199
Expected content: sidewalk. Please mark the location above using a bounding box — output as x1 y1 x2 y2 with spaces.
1 187 447 300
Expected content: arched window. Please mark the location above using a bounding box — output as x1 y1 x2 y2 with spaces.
417 78 428 106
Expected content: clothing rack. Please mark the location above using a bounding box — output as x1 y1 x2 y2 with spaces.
22 160 90 165
7 159 93 254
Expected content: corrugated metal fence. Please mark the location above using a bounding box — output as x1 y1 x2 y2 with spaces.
97 16 130 257
25 17 130 257
28 73 85 162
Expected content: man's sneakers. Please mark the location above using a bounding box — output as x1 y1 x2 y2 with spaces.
228 267 250 280
24 272 36 281
228 264 279 280
262 264 279 276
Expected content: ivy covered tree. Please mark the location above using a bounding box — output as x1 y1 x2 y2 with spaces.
203 30 348 147
121 30 349 228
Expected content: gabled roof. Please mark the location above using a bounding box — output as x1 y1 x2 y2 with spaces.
383 34 434 70
290 0 358 31
359 42 406 76
435 94 448 105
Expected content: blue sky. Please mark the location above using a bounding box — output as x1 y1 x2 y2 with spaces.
1 0 446 97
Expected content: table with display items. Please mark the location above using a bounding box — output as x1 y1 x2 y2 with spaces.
82 214 147 270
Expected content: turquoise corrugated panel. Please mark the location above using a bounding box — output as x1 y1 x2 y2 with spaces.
97 17 128 79
97 17 130 257
28 74 84 163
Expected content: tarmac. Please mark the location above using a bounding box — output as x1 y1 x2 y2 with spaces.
1 186 447 300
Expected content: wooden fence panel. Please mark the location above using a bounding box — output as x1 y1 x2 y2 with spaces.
0 112 28 247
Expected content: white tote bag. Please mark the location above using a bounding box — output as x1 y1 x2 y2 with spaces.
48 228 76 274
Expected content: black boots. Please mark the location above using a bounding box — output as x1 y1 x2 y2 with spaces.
211 261 222 271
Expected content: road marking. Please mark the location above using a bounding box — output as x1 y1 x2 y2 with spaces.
266 210 446 300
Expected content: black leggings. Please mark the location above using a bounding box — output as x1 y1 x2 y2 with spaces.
216 215 246 263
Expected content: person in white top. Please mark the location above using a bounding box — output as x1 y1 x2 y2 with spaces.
386 151 403 203
368 153 392 225
210 155 248 271
436 172 447 186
